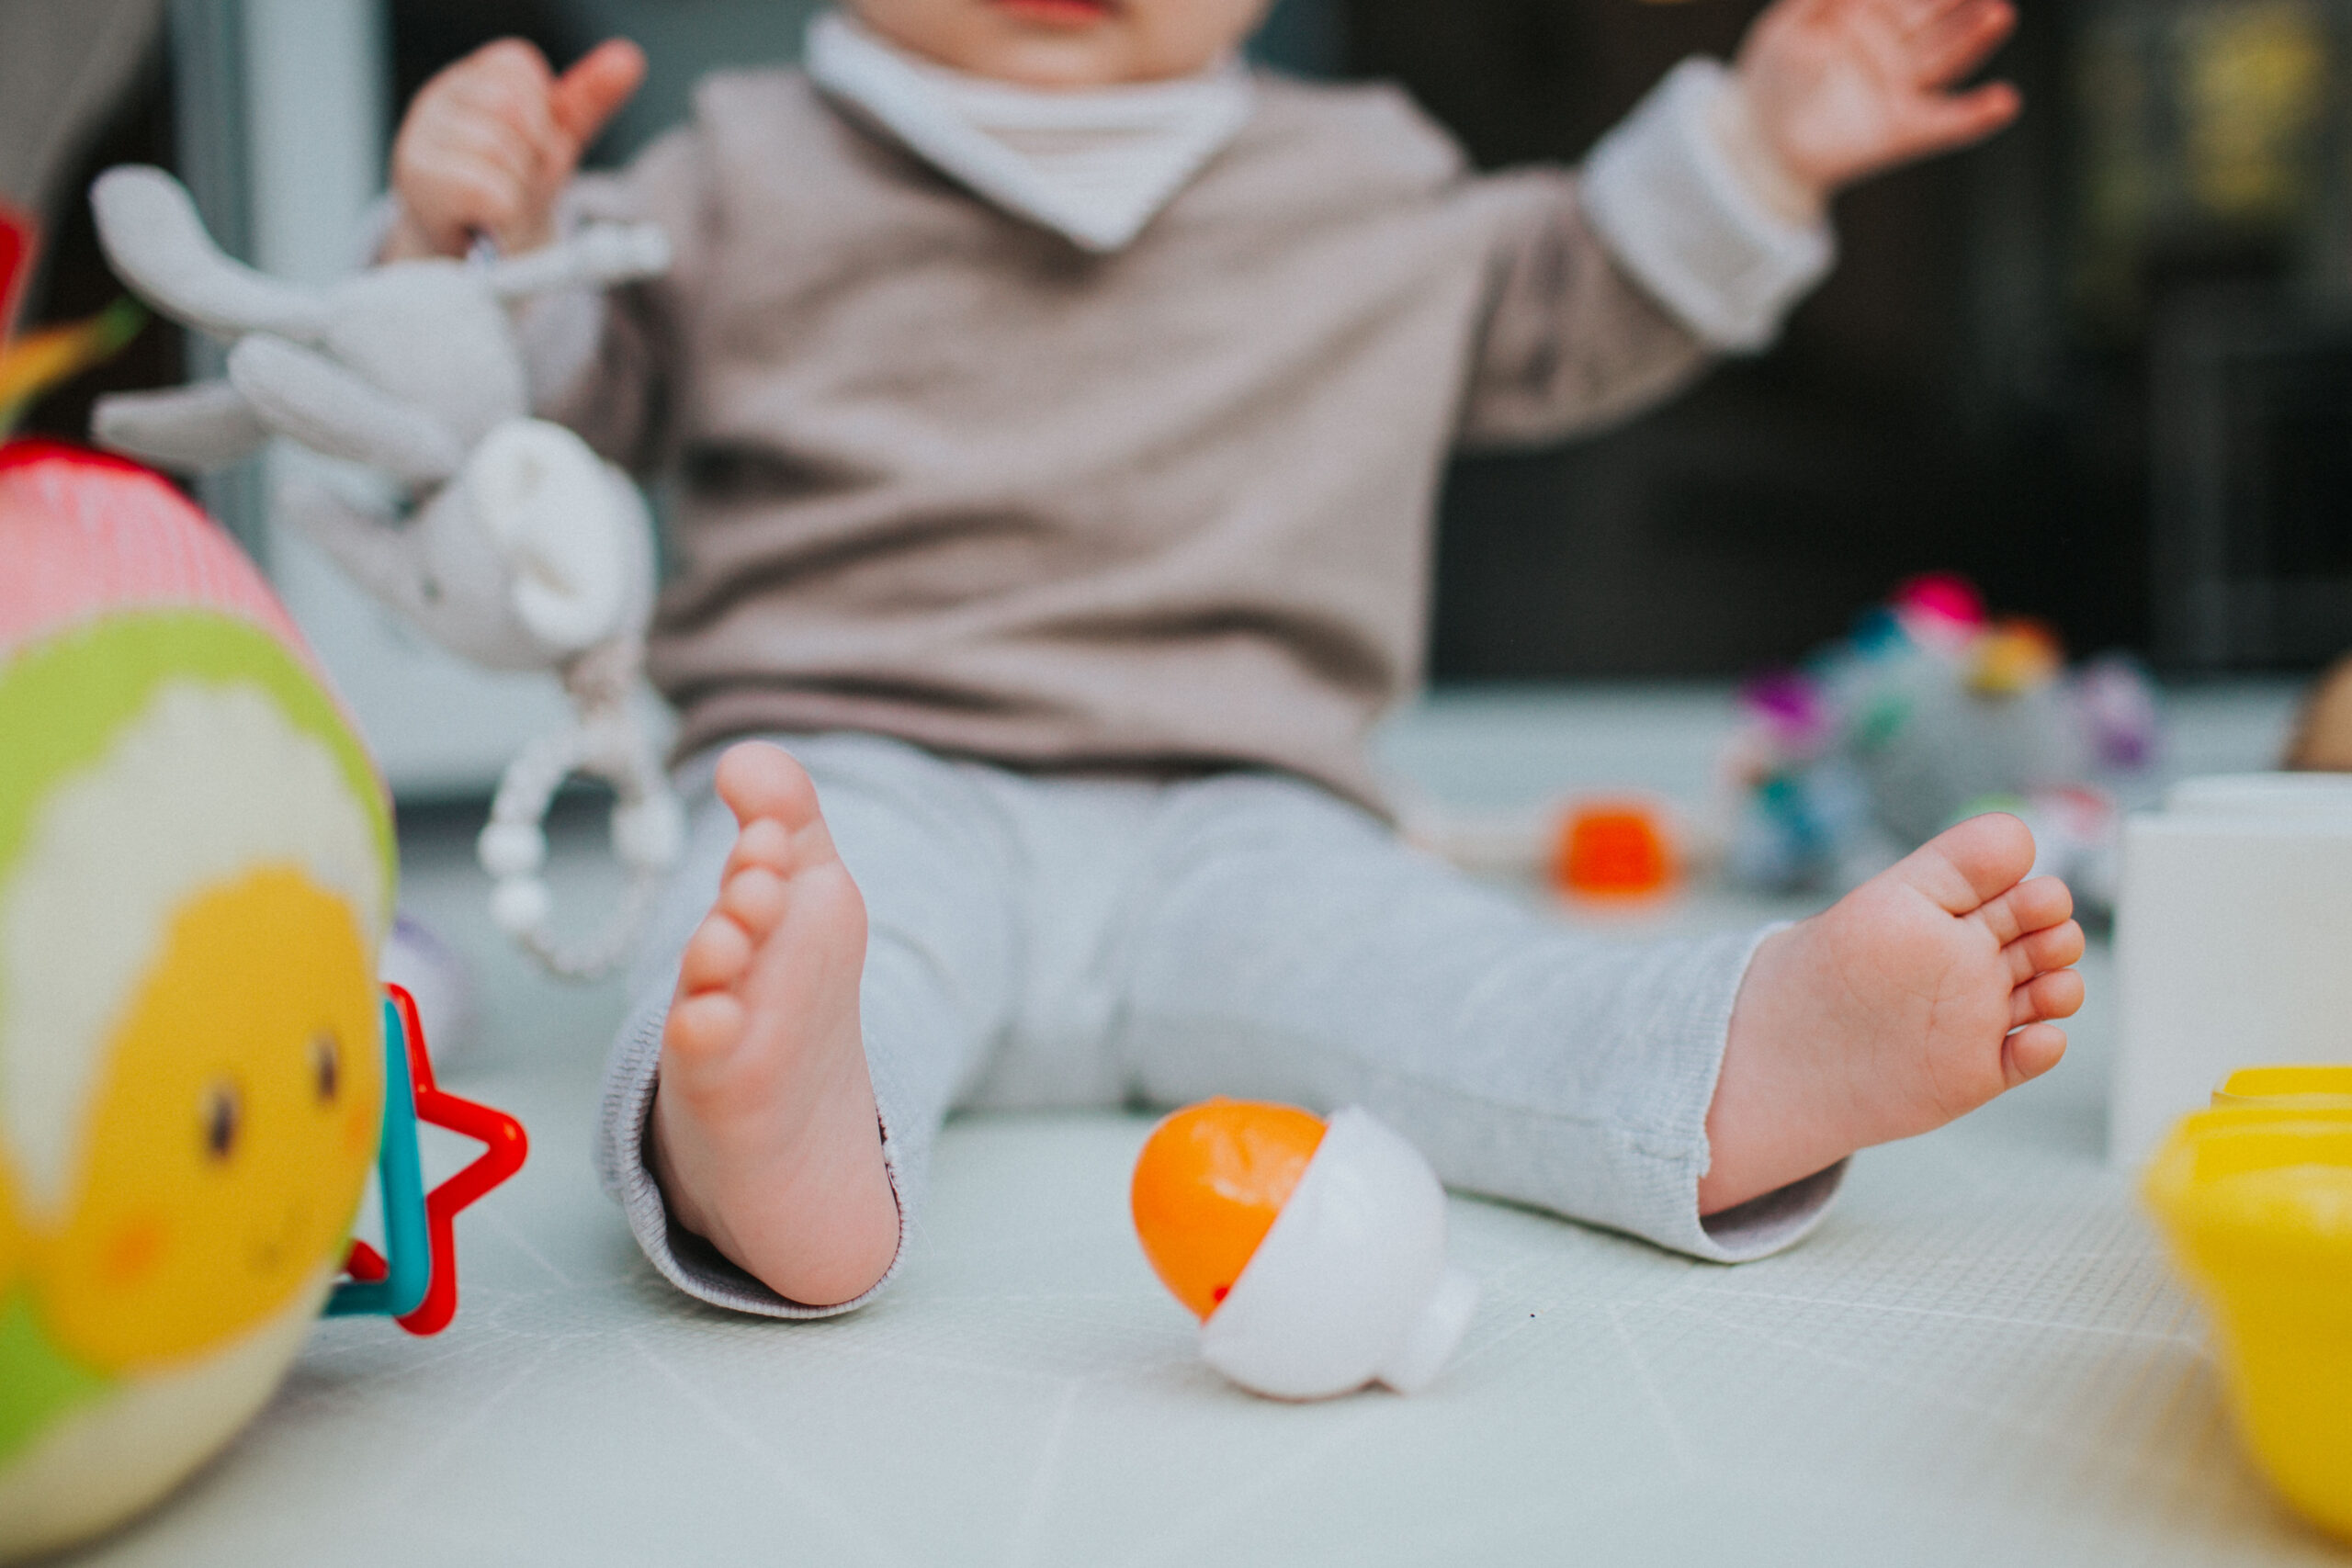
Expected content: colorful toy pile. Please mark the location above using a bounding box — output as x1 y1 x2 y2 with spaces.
1722 573 2162 905
0 444 524 1562
0 202 143 438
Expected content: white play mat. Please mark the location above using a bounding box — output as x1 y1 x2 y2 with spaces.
62 682 2335 1568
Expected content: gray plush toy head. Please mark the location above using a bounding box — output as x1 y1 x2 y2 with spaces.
87 163 669 672
87 164 684 979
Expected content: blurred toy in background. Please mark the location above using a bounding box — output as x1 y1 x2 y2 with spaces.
378 913 478 1069
1549 799 1679 902
0 444 524 1562
1400 789 1703 910
0 200 144 438
85 164 680 981
1131 1099 1477 1401
0 203 26 333
1722 573 2163 910
2285 652 2352 770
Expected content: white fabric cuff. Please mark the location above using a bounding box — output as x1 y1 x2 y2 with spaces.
1582 57 1835 353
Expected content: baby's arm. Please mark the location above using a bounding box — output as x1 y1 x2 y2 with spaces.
386 35 701 468
1732 0 2018 220
385 37 646 260
1459 0 2016 445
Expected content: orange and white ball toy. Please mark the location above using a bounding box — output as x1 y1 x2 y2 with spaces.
1130 1100 1478 1400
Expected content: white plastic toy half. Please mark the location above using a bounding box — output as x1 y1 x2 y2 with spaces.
1197 1108 1478 1400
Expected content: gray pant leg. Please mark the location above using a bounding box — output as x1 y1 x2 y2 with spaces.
1113 773 1839 1262
597 733 1018 1315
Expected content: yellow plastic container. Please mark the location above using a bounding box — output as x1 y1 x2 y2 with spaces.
2144 1102 2352 1539
2213 1065 2352 1112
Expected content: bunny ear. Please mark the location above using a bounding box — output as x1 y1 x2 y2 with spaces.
90 165 331 342
91 380 269 470
227 335 467 486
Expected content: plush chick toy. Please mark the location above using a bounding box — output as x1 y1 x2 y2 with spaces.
0 444 391 1561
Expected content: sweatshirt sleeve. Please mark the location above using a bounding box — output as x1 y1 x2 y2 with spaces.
1455 56 1836 449
1580 58 1836 352
1453 162 1712 451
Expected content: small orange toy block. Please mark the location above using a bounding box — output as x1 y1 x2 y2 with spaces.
1550 801 1677 900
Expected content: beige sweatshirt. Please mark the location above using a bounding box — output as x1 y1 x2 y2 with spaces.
548 61 1830 810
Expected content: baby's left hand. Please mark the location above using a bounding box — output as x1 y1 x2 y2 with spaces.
1735 0 2020 211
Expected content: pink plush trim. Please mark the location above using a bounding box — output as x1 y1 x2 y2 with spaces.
0 443 308 660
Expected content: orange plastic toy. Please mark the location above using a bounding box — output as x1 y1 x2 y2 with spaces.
1131 1099 1326 1319
1550 801 1677 900
1129 1099 1478 1400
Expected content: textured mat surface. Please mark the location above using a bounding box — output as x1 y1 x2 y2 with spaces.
66 682 2335 1568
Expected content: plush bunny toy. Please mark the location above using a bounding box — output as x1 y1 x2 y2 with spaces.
87 164 682 979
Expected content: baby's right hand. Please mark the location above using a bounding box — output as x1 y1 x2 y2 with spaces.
387 38 646 261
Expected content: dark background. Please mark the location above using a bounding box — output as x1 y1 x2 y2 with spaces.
20 0 2352 680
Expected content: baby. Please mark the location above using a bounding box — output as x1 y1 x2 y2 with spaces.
387 0 2078 1316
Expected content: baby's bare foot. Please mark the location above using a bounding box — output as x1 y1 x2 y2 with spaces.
650 742 899 1305
1702 813 2085 1213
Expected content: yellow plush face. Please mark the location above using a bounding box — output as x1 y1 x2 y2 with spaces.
39 865 380 1371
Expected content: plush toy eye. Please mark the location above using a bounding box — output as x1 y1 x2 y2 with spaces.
202 1081 242 1162
311 1032 340 1104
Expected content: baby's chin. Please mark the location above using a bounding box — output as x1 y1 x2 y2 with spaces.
852 0 1238 88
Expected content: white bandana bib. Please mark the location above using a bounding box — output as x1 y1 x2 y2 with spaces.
805 10 1254 253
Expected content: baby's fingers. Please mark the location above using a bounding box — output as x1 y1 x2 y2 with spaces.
413 39 576 182
440 40 561 134
1909 0 2018 89
1887 0 1975 39
413 110 544 193
549 39 648 155
1894 77 2021 159
397 146 537 254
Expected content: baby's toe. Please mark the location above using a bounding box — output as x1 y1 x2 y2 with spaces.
718 863 789 937
2009 965 2085 1026
715 742 821 832
724 816 796 878
678 909 754 993
2009 874 2074 931
2004 918 2085 984
663 989 746 1064
1900 812 2038 915
2002 1021 2068 1086
1978 874 2074 946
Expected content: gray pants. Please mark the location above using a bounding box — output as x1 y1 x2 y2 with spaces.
597 732 1841 1317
